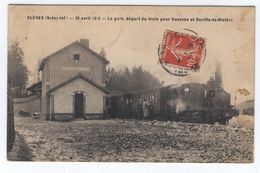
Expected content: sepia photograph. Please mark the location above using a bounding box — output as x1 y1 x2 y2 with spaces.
6 5 255 163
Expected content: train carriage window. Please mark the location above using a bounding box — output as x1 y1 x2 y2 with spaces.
208 89 215 96
183 87 190 95
184 87 190 92
126 98 129 104
204 89 207 98
151 94 155 101
129 98 133 103
172 90 177 99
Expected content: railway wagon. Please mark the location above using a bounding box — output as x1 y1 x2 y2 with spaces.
106 87 162 119
106 79 238 124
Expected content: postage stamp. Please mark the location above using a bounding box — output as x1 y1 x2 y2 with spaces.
159 29 206 76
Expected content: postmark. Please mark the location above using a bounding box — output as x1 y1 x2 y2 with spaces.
159 29 206 76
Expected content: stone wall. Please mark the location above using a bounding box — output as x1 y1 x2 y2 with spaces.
51 113 103 121
13 95 41 116
52 114 74 121
83 114 103 120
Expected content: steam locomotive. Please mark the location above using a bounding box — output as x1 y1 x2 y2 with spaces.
105 66 238 124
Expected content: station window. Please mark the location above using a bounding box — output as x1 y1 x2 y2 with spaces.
73 53 80 62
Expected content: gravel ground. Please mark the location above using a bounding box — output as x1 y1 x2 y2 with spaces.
13 116 253 162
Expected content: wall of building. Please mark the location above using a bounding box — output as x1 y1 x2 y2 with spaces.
13 95 41 117
40 42 107 120
49 43 104 88
41 62 50 119
52 78 105 117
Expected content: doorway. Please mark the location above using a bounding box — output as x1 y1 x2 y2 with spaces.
74 93 84 118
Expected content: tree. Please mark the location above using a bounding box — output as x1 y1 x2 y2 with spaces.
106 66 162 94
100 47 106 57
8 41 29 97
29 57 41 84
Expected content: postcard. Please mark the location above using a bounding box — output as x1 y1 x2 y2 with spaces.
7 5 255 163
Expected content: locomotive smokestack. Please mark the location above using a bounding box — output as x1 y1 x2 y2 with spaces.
215 61 223 88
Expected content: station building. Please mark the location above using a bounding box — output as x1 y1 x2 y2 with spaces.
28 39 109 121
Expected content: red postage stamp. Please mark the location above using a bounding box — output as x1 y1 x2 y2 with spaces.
159 29 206 76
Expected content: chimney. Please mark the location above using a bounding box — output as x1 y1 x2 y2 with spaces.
215 61 223 88
79 39 89 48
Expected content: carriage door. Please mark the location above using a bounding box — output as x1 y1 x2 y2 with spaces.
74 93 84 118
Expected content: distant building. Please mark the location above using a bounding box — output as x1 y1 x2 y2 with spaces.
241 100 254 115
29 39 109 121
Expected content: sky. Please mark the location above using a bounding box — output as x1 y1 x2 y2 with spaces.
8 5 255 104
